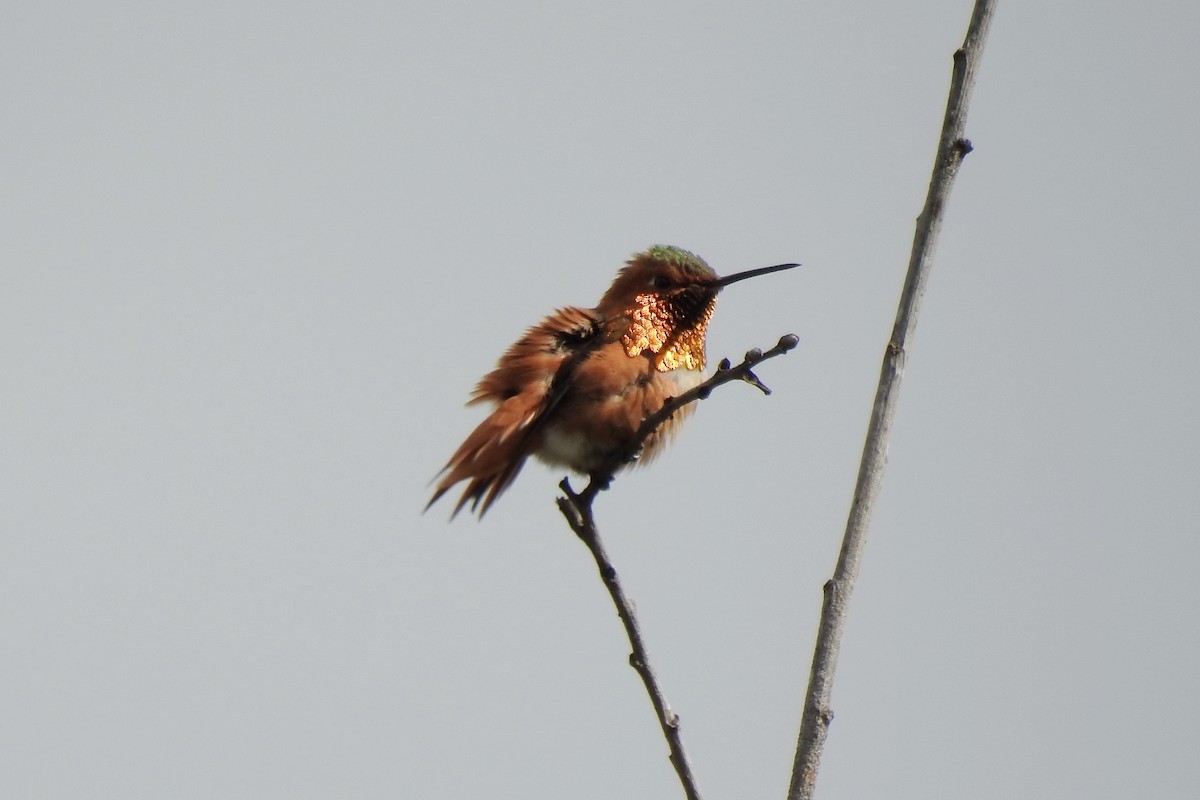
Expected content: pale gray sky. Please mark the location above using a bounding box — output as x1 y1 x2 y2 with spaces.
3 2 1199 798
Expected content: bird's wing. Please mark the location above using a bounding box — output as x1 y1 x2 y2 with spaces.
427 308 630 517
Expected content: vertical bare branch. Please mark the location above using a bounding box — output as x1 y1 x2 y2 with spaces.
787 3 997 798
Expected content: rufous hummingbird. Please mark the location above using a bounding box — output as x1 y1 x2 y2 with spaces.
427 245 799 517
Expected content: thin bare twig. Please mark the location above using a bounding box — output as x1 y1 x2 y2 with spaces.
557 334 799 800
786 3 996 799
556 481 700 800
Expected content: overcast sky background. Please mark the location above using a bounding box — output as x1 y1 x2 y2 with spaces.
4 2 1199 798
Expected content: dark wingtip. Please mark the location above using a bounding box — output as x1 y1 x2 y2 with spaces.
423 488 448 515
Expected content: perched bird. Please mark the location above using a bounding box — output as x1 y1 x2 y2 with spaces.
427 245 798 517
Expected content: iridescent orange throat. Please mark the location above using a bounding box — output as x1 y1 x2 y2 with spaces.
620 292 716 372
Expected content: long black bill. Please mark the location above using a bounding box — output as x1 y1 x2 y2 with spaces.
712 262 801 288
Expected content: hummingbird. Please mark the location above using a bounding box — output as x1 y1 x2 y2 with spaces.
427 245 799 518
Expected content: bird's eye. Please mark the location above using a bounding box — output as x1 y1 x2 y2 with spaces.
652 275 672 289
